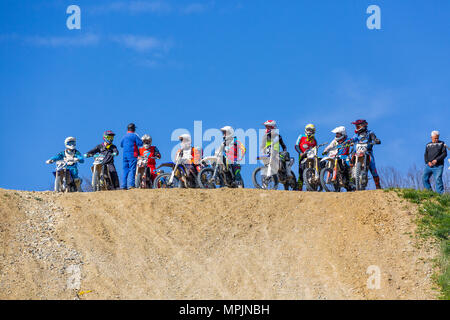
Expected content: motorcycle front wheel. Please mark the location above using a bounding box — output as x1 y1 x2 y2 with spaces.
320 167 341 192
252 166 279 190
153 173 181 189
303 168 320 191
197 167 225 189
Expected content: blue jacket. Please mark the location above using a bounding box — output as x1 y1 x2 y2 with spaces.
120 132 143 158
50 150 84 166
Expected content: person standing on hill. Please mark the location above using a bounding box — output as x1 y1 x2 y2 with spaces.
423 130 447 194
120 123 143 190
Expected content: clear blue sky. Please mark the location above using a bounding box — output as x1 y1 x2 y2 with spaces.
0 0 449 191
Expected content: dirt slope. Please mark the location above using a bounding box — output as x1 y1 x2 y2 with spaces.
0 188 440 300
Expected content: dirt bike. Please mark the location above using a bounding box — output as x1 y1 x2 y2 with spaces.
51 160 78 192
301 143 327 191
350 140 375 191
320 143 354 192
153 151 200 188
88 153 116 191
197 141 244 189
135 156 159 189
252 146 297 190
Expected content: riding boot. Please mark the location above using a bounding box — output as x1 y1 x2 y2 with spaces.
75 178 83 192
374 176 382 189
297 178 303 191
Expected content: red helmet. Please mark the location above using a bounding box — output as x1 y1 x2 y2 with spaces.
352 119 368 134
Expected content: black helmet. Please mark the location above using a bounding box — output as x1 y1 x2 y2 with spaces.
127 123 136 132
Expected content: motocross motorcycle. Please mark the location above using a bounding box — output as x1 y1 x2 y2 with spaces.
153 151 200 188
51 160 78 192
301 143 327 191
135 156 159 189
350 139 375 191
252 145 297 190
320 144 354 192
88 153 116 191
197 141 244 189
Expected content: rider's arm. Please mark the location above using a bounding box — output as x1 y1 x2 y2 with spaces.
370 132 381 145
154 147 161 159
323 140 336 154
49 152 64 162
86 145 100 157
279 136 287 152
75 151 85 163
112 145 119 156
294 135 302 154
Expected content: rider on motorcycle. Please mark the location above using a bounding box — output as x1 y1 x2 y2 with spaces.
323 126 353 185
46 136 84 192
85 130 120 190
138 134 161 182
261 120 288 175
295 124 318 190
178 133 201 180
220 126 244 185
350 119 382 189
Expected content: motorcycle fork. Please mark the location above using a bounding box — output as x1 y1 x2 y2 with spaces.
332 159 338 181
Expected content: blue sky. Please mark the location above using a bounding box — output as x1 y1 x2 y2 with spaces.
0 0 449 191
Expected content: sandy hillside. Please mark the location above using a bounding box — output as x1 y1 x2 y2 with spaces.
0 188 440 300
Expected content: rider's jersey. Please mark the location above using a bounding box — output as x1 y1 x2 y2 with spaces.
261 131 287 153
138 146 161 167
295 134 317 154
50 149 84 168
179 147 202 165
86 143 119 165
324 138 352 159
223 136 245 164
351 130 380 153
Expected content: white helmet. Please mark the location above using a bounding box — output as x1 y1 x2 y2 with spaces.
220 126 234 143
179 134 191 149
142 134 152 148
331 126 347 142
64 137 76 150
263 120 277 129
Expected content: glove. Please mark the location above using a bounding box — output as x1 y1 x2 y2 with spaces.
46 159 53 164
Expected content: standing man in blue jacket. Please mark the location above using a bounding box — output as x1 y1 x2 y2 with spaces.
120 123 143 189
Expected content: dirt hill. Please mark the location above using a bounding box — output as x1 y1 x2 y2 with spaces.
0 188 440 299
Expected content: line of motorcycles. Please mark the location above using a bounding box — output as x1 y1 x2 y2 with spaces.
51 138 375 193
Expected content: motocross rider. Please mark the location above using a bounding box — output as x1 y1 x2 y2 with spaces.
295 124 318 190
46 136 84 192
323 126 353 187
260 120 288 176
220 126 244 186
178 133 201 180
138 134 161 183
350 119 382 189
85 130 120 190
